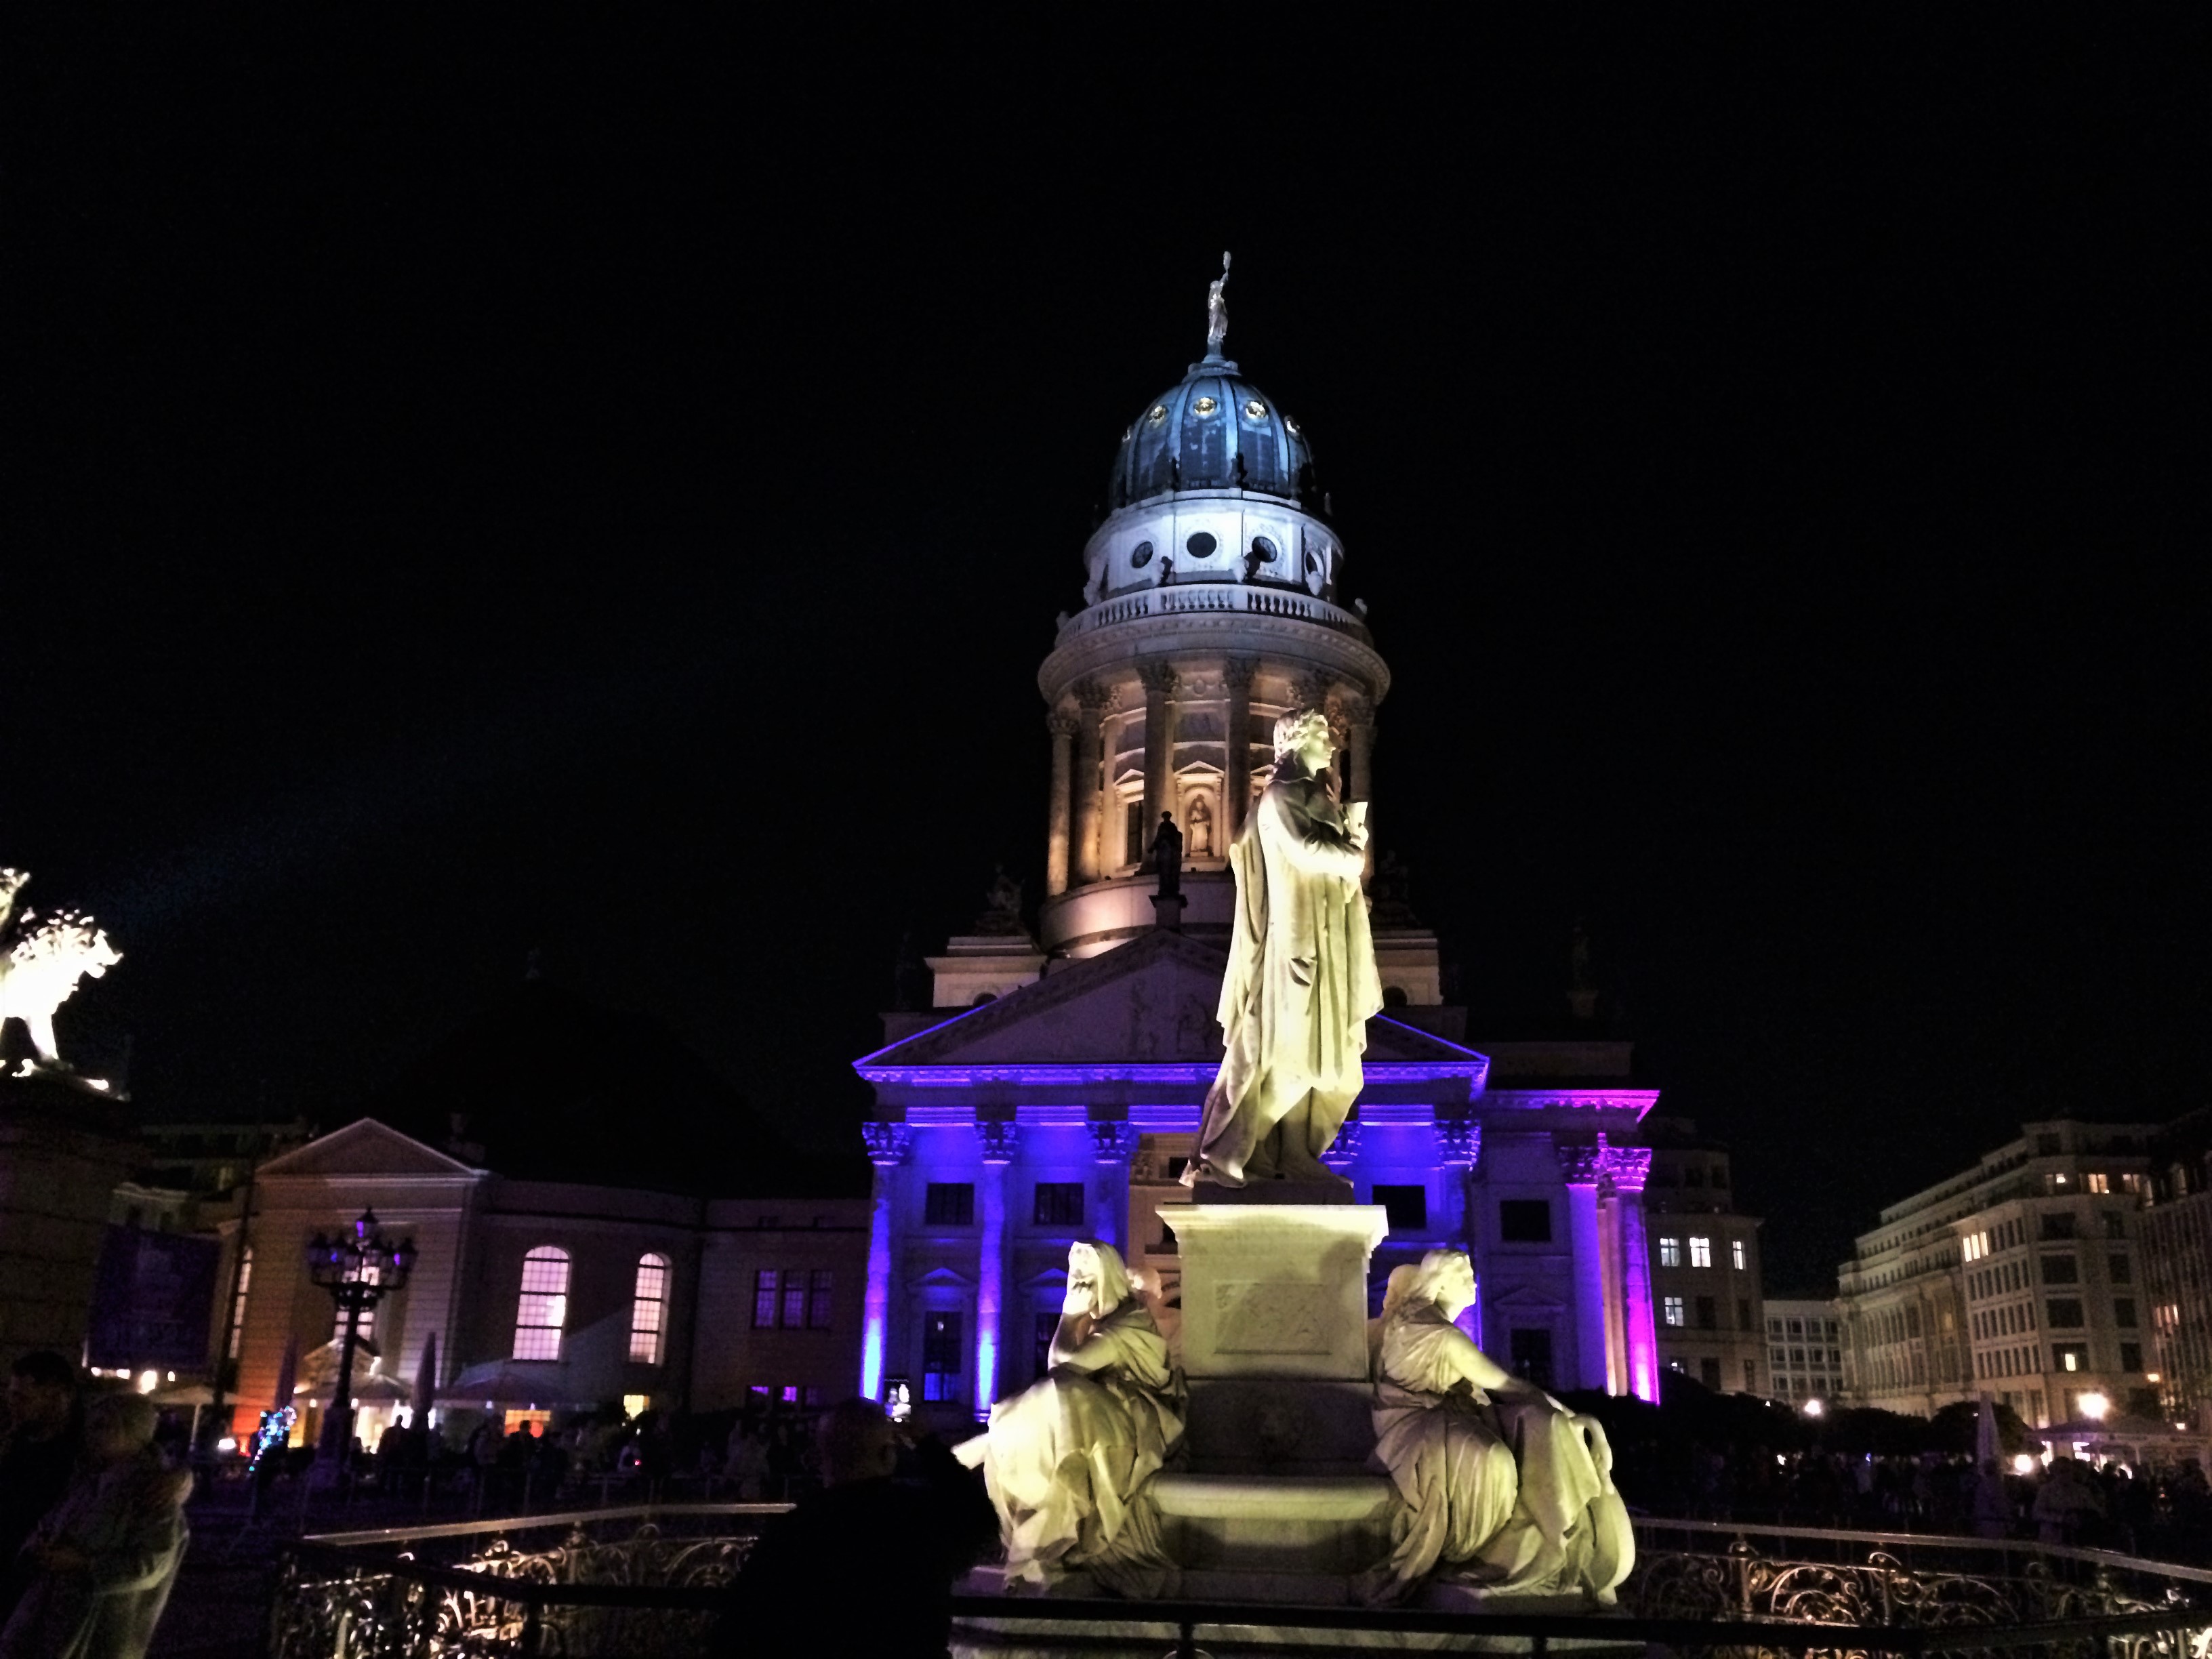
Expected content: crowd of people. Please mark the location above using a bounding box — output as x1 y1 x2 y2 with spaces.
0 1351 192 1659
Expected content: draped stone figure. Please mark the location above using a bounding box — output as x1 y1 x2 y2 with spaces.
954 1242 1184 1596
1183 708 1380 1188
1359 1250 1634 1605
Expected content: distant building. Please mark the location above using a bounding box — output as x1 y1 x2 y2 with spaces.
1837 1120 2153 1426
1641 1118 1767 1394
2139 1109 2212 1424
1762 1298 1843 1404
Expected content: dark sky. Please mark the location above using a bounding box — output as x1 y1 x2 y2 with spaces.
5 20 2204 1292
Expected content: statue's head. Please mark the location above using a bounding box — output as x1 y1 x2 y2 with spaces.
1410 1249 1477 1321
1272 709 1334 776
1065 1240 1132 1318
1379 1263 1420 1320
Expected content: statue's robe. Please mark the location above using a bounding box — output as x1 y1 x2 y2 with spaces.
1361 1305 1635 1604
1195 758 1381 1183
968 1299 1184 1597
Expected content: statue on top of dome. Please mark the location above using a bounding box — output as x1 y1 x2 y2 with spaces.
1206 251 1231 355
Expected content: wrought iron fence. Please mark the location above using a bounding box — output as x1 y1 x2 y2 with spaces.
269 1506 2212 1658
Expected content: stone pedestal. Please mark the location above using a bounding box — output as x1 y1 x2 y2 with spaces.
1174 1204 1387 1382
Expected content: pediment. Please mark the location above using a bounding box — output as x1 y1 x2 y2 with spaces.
910 1266 976 1290
1366 1015 1486 1065
1486 1284 1568 1313
858 930 1235 1070
257 1117 480 1180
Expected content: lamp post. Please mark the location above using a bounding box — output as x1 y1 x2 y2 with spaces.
306 1208 414 1482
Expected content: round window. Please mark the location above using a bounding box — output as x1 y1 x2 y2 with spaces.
1304 550 1319 575
1192 396 1219 415
1251 536 1278 563
1244 399 1268 419
1185 532 1218 558
1148 405 1168 426
1284 416 1301 436
1130 541 1153 568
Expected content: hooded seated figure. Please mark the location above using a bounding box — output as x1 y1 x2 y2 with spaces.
1359 1250 1633 1606
954 1241 1183 1595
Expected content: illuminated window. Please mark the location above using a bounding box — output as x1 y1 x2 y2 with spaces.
227 1246 253 1360
2055 1343 2087 1372
1658 1236 1682 1268
1689 1236 1713 1269
809 1269 834 1330
1663 1296 1685 1328
752 1270 779 1329
2087 1173 2110 1194
922 1311 963 1401
621 1393 649 1418
1730 1240 1747 1271
628 1254 669 1364
782 1272 808 1329
512 1247 570 1361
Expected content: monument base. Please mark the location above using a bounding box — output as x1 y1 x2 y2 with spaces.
1189 1176 1353 1205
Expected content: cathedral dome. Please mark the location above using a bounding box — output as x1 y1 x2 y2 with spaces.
1106 355 1316 511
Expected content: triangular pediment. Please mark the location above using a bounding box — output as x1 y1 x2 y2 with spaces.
858 930 1236 1070
911 1266 976 1290
1487 1284 1568 1313
1366 1015 1486 1065
257 1117 480 1180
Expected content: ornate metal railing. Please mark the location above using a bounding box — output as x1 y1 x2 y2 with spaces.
270 1507 2212 1658
1055 585 1373 644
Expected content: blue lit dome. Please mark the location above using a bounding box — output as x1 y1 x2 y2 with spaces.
1106 354 1317 511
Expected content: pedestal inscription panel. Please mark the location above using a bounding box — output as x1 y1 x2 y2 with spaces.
1174 1204 1389 1380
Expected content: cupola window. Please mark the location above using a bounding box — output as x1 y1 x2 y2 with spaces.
1192 396 1219 415
1284 416 1300 435
1185 532 1218 558
1250 537 1278 564
1130 542 1153 568
1148 405 1168 426
1244 399 1268 419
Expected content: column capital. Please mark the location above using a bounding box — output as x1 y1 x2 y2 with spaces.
1076 678 1114 711
1288 671 1324 712
1433 1117 1480 1169
1046 710 1080 738
1557 1134 1650 1191
1137 661 1181 697
1088 1121 1139 1164
1320 1117 1361 1170
862 1122 912 1167
975 1121 1019 1164
1223 656 1260 693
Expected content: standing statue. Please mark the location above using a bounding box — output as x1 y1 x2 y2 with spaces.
1151 812 1183 899
1205 251 1231 354
1186 792 1214 858
0 869 121 1084
955 1242 1184 1596
1359 1250 1633 1605
1182 709 1378 1189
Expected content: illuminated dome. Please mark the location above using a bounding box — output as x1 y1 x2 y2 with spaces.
1106 354 1317 511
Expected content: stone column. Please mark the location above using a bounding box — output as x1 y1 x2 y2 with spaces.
1434 1118 1480 1334
1044 712 1076 897
1088 1121 1137 1256
973 1120 1017 1420
1223 657 1257 837
1072 682 1109 885
1557 1141 1615 1393
1608 1146 1659 1403
1346 700 1376 806
1138 661 1179 844
859 1123 910 1404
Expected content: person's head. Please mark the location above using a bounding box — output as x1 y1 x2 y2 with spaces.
1409 1249 1477 1320
1379 1264 1420 1320
81 1391 158 1467
7 1351 78 1436
1272 709 1334 777
817 1399 897 1487
1065 1240 1133 1319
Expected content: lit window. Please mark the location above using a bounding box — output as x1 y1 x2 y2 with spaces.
1658 1236 1682 1268
1730 1239 1747 1271
621 1393 649 1418
782 1273 808 1330
753 1270 779 1329
1663 1295 1685 1328
1689 1236 1713 1269
809 1269 834 1330
227 1246 253 1360
922 1311 963 1401
512 1247 570 1361
628 1254 669 1364
2087 1173 2110 1194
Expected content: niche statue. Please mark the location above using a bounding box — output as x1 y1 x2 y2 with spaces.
1183 709 1378 1188
954 1241 1184 1595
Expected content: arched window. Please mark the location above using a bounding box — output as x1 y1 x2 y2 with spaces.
512 1246 571 1360
628 1253 670 1365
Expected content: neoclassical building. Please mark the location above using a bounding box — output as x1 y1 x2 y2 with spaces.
857 317 1666 1433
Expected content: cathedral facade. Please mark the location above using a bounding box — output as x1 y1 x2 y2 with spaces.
856 321 1664 1433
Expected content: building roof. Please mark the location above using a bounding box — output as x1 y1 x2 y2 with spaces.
1105 354 1317 512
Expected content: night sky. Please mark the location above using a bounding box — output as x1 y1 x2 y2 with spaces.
6 21 2203 1292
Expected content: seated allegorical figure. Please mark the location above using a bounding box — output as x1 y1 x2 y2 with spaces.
954 1241 1184 1596
1359 1249 1634 1606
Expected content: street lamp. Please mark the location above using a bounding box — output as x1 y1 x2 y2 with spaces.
306 1208 414 1481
